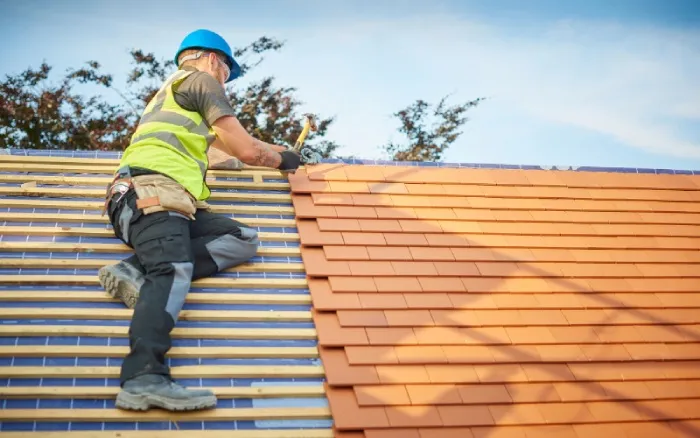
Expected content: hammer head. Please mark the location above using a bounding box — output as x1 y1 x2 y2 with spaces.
303 113 318 132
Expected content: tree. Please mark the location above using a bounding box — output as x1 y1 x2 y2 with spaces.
1 37 482 162
0 62 132 151
0 36 339 158
384 95 485 162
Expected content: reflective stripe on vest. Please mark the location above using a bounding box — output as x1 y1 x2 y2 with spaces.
120 69 216 200
131 70 215 176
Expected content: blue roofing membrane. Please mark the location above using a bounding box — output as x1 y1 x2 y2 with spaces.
4 146 698 174
0 149 330 433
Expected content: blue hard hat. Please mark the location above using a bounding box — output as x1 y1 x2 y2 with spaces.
175 29 241 82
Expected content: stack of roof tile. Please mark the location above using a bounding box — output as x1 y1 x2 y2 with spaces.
289 163 700 438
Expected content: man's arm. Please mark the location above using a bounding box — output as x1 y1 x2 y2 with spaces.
173 70 298 170
211 115 282 168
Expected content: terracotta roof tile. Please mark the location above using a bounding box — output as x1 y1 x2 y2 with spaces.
338 310 389 327
426 364 480 383
325 386 389 429
342 165 387 182
507 383 562 403
297 219 344 245
418 276 467 291
343 231 388 245
404 293 453 309
305 163 349 181
313 311 368 346
369 182 410 195
438 405 495 426
365 429 421 438
619 422 680 438
349 261 396 276
293 164 700 436
384 310 435 327
329 276 378 293
420 427 476 438
525 425 580 438
313 192 355 205
318 217 362 232
404 384 461 405
394 346 448 364
293 194 337 217
488 403 547 425
335 431 367 438
442 345 495 363
385 405 443 427
328 181 372 193
457 383 513 404
354 385 411 406
320 348 378 385
335 205 380 218
287 170 331 192
360 293 409 309
374 277 423 293
346 346 398 365
366 327 418 345
376 365 431 384
471 428 528 438
375 206 419 219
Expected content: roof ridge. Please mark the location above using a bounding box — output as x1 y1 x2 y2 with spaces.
3 147 699 175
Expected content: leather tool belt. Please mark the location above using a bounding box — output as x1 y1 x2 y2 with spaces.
101 166 209 219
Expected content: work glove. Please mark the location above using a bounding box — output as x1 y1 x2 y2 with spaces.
278 150 302 172
300 147 322 165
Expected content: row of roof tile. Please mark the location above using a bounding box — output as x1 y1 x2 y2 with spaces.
288 166 700 438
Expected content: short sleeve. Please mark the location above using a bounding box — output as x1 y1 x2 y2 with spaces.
172 70 237 127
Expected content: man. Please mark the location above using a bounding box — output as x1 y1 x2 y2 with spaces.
97 29 301 412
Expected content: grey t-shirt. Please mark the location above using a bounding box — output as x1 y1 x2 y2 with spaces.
172 67 237 127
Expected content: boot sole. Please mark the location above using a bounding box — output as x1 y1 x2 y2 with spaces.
98 266 139 309
115 390 217 411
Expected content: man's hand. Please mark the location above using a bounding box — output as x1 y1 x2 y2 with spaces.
278 150 302 172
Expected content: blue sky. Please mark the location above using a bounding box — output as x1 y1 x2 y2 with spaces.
2 0 699 169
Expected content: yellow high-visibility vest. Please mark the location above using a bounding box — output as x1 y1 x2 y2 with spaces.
119 69 215 200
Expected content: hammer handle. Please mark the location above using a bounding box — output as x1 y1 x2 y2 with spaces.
293 120 312 152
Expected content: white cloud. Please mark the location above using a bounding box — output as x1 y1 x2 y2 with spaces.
260 14 700 162
4 5 698 165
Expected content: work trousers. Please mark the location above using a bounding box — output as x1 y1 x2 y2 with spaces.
106 187 259 385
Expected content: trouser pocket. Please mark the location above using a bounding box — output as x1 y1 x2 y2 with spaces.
132 175 197 219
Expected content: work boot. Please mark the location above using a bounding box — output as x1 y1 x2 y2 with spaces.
98 261 144 309
116 374 217 411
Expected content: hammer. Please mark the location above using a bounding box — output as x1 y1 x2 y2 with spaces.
292 113 317 153
283 114 318 175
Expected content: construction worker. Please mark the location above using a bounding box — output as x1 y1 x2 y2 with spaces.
97 29 301 412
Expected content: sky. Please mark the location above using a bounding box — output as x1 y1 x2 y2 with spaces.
1 0 699 170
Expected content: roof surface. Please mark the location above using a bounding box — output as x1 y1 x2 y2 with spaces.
288 163 700 438
0 148 699 437
0 150 331 437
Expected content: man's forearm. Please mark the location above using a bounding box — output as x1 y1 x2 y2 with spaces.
212 116 284 168
250 138 282 167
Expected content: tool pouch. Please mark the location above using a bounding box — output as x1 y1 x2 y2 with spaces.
102 176 136 217
132 174 197 220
